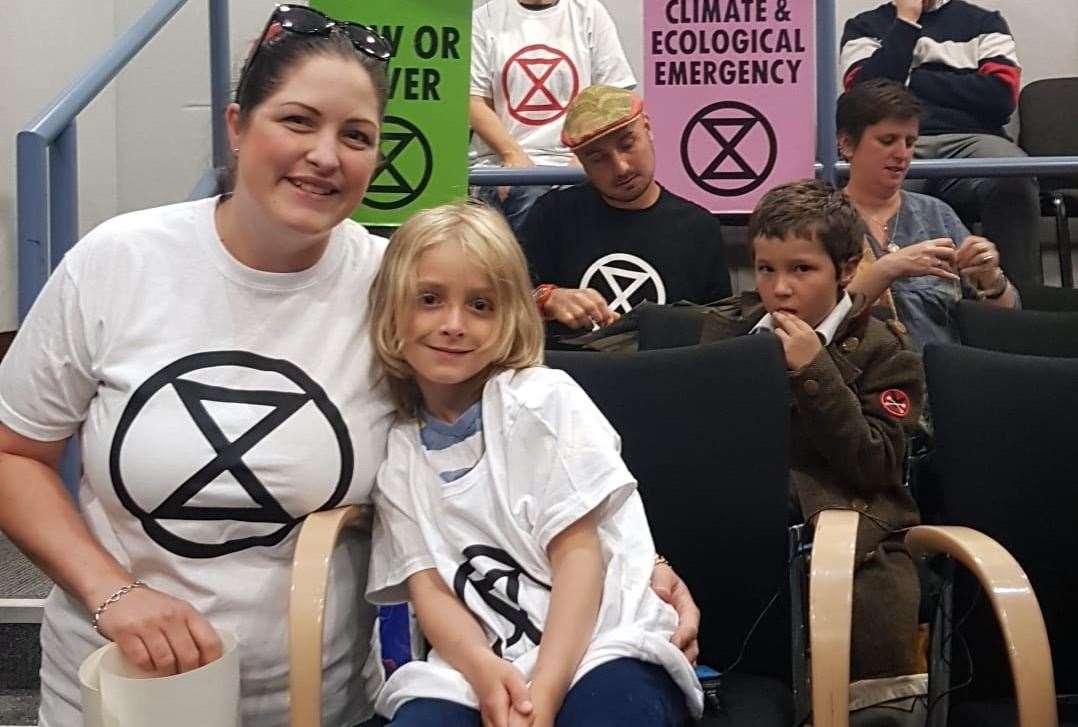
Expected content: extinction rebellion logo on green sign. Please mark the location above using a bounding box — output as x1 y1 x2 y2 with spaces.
365 116 433 210
312 0 472 225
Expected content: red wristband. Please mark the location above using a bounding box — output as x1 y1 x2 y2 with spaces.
533 284 558 317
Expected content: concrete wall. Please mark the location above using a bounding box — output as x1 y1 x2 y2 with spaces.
3 0 1077 330
1 2 120 332
0 0 279 332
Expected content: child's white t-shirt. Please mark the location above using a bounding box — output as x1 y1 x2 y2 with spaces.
470 0 636 167
367 367 703 718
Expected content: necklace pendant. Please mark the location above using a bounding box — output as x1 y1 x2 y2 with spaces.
887 243 901 254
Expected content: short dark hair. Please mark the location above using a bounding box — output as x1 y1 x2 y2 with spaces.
836 78 921 146
747 179 864 268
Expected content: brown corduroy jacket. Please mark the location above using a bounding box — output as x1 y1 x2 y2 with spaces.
703 292 926 679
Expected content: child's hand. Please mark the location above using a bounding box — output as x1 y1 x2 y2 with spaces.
508 709 554 727
471 656 533 727
517 677 564 727
772 311 823 372
508 705 553 727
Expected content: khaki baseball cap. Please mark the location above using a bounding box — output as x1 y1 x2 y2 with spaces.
561 85 645 151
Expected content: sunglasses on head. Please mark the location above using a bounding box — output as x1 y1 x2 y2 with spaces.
236 4 393 102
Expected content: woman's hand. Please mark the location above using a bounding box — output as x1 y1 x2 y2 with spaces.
881 238 959 283
93 584 222 677
651 560 700 664
956 235 1004 290
470 653 533 727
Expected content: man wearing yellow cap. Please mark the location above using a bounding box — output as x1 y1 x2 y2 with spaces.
520 85 731 332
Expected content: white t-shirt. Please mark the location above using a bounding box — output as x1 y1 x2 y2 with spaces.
367 367 703 719
470 0 636 167
0 197 395 727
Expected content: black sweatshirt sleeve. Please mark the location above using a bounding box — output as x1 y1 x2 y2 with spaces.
908 68 1014 127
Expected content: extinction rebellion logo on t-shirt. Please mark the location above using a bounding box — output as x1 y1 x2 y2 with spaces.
502 44 580 126
453 545 551 657
580 253 668 314
109 351 354 558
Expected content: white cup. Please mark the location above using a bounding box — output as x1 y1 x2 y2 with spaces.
79 630 241 727
77 643 109 727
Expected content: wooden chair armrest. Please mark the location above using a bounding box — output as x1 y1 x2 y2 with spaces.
289 505 371 727
905 525 1057 727
808 509 860 727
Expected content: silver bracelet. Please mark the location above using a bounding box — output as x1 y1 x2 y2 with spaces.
91 580 146 635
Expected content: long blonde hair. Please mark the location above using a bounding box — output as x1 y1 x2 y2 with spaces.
369 200 544 418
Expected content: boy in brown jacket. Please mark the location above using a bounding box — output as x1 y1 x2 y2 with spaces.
731 180 927 716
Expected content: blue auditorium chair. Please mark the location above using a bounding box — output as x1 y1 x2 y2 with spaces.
955 301 1078 358
1018 77 1078 290
1014 284 1078 313
637 303 708 351
545 336 795 725
917 343 1074 726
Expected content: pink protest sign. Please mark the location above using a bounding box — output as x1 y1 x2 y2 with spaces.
645 0 816 213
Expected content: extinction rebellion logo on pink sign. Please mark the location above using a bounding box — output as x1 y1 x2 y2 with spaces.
646 0 816 213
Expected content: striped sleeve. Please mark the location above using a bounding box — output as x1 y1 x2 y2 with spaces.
976 12 1021 105
840 35 881 87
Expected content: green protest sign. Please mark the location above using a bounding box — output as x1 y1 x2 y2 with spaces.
312 0 472 226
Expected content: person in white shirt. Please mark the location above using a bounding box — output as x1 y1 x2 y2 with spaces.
470 0 635 232
366 201 703 726
0 8 398 725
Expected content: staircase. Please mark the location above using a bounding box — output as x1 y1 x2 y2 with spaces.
0 535 47 726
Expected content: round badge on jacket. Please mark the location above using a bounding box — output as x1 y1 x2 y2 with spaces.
880 389 911 419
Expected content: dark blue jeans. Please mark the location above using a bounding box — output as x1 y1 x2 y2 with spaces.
379 657 689 726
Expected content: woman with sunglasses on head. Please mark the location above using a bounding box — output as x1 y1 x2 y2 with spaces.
0 7 394 726
0 7 700 726
839 78 1019 351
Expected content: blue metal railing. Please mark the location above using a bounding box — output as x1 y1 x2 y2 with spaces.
468 156 1078 189
15 0 230 491
16 0 230 322
815 0 839 185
